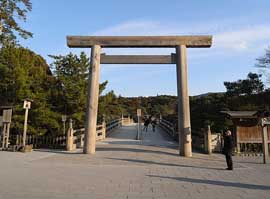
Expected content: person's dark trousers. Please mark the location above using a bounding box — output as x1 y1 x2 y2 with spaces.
225 154 233 170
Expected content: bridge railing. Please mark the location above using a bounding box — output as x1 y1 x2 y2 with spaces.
158 118 177 139
72 117 127 149
11 116 131 150
106 118 122 136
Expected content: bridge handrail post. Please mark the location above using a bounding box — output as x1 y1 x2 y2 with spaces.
204 125 212 154
102 117 106 139
66 119 76 151
159 118 176 138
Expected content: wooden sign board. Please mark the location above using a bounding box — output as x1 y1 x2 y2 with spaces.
62 115 67 122
262 117 270 125
23 101 31 109
0 116 3 127
3 109 12 123
137 109 141 117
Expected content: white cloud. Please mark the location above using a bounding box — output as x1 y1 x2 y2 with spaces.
92 19 270 59
214 25 270 52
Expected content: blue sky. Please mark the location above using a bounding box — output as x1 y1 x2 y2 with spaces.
19 0 270 97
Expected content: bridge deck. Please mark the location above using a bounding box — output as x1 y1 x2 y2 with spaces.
0 124 269 199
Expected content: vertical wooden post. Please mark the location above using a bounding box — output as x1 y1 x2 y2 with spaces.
22 108 29 146
236 126 241 154
176 45 192 157
206 125 212 154
261 124 269 164
66 119 74 151
63 121 66 135
16 135 19 145
137 116 140 140
83 45 101 154
1 124 6 149
80 135 84 148
102 118 106 139
5 123 10 148
121 114 124 125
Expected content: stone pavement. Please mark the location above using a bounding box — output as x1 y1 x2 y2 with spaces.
0 124 269 199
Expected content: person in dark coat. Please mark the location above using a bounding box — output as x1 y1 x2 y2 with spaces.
151 117 157 132
143 117 150 132
223 130 234 170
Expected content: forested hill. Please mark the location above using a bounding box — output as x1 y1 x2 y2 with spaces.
1 45 269 136
118 88 270 133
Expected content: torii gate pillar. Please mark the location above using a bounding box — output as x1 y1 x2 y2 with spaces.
84 45 101 154
176 45 192 157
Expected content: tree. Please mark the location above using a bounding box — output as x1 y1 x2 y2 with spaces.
50 52 108 127
224 72 264 96
0 46 59 135
256 46 270 68
0 0 33 45
256 46 270 85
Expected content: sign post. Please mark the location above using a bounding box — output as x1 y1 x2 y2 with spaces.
137 109 141 140
62 115 67 135
261 118 270 164
1 109 12 149
22 100 31 147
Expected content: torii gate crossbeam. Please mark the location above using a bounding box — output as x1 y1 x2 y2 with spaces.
66 35 213 157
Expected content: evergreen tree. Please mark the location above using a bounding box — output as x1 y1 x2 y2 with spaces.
224 72 264 96
0 46 59 135
0 0 33 45
50 52 108 127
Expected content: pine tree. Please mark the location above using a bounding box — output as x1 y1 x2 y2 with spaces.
0 0 32 45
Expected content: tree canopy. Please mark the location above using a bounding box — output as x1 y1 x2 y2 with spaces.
224 72 264 96
0 0 33 45
256 46 270 69
0 45 59 135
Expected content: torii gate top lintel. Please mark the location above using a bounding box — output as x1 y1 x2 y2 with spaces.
67 35 212 48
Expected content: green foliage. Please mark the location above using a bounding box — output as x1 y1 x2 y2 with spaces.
98 90 122 121
224 72 264 96
0 0 33 45
0 46 60 135
1 45 269 139
50 52 113 127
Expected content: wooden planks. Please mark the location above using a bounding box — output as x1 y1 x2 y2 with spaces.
67 35 212 48
100 53 176 64
238 125 270 142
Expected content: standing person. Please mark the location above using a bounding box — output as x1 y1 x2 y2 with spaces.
151 117 157 132
223 130 234 170
143 116 150 132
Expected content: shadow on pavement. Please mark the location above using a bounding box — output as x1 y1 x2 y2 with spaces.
102 140 178 148
147 175 270 190
107 157 225 171
97 147 179 156
34 149 83 155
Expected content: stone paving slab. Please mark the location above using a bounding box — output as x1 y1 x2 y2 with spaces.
0 124 269 199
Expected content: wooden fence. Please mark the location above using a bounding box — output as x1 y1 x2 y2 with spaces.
236 125 270 155
159 118 222 153
4 117 126 150
73 118 123 148
159 118 177 140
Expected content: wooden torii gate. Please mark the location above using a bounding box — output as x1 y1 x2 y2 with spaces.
67 36 212 157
